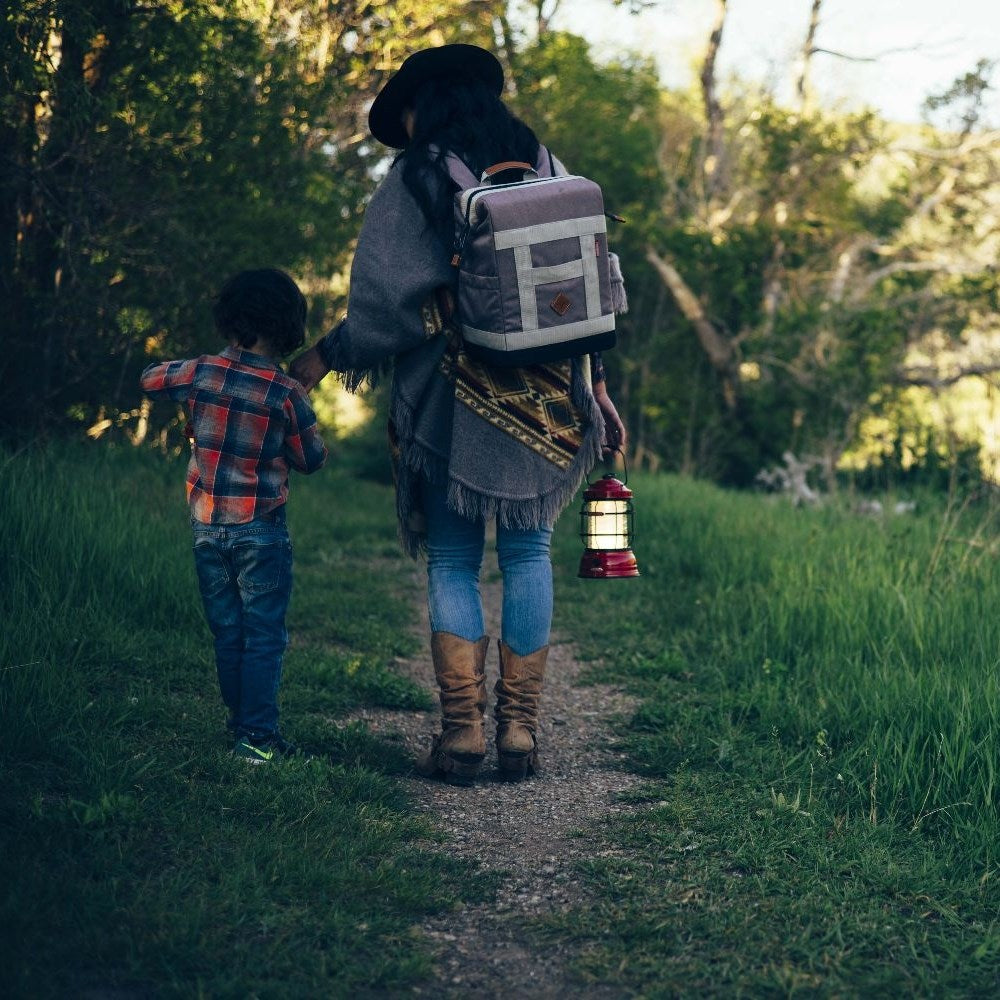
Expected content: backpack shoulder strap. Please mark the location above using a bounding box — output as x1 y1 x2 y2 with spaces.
433 145 480 191
436 144 558 188
534 144 556 179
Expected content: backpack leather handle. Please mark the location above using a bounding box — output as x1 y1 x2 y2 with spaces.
481 161 538 183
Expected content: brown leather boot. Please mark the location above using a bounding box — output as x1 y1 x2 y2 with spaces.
414 633 489 786
494 640 548 781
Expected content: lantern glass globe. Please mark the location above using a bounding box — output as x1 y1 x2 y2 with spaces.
584 498 631 550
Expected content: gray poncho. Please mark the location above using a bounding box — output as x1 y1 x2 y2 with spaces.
320 160 616 556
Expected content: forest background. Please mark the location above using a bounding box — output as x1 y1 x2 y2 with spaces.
5 5 1000 992
3 0 999 492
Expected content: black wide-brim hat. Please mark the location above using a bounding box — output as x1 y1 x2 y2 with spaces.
368 43 504 149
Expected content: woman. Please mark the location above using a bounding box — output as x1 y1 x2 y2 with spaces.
292 44 627 785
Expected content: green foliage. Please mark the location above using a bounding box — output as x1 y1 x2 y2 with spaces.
0 0 495 440
4 2 999 487
923 57 997 133
632 64 998 483
511 32 664 239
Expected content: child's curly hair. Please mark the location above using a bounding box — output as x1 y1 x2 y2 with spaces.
213 269 307 357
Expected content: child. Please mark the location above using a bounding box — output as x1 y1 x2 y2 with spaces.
141 269 327 763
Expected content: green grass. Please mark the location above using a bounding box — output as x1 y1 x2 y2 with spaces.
542 775 1000 996
0 443 494 998
7 446 1000 996
550 473 1000 994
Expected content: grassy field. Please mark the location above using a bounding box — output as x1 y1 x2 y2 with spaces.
550 473 1000 995
0 443 495 998
3 443 1000 996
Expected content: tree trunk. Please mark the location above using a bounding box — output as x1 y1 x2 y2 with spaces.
0 12 49 431
34 5 94 413
795 0 823 111
494 3 519 87
645 246 740 410
700 0 728 206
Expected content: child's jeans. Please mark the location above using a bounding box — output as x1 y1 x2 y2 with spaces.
191 508 292 743
421 479 553 656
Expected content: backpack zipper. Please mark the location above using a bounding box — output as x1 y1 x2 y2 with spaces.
453 175 578 267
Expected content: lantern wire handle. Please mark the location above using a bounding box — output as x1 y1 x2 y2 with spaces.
585 447 628 486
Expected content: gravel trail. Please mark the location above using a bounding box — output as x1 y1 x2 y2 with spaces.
345 559 641 997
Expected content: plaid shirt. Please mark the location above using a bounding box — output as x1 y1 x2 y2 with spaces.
141 346 327 524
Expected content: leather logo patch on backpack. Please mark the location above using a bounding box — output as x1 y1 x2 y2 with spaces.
550 292 572 316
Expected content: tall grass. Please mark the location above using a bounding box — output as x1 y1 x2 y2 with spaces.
0 443 492 998
8 444 999 995
555 474 1000 867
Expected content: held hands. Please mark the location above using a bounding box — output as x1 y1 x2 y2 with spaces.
592 380 627 458
288 332 629 459
289 343 330 393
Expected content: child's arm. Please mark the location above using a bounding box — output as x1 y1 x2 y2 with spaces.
284 385 328 474
140 359 199 401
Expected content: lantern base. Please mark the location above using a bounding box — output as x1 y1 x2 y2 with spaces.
578 549 640 579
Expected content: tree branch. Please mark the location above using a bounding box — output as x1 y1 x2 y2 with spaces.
809 46 877 63
827 236 879 304
757 353 815 387
859 258 985 296
899 362 1000 389
810 40 959 63
759 235 787 339
646 246 740 411
892 130 1000 160
535 0 562 34
706 188 744 231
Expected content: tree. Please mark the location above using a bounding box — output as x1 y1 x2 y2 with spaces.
0 0 500 441
639 0 1000 483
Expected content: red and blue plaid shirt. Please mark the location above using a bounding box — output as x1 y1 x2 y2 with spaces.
141 346 327 524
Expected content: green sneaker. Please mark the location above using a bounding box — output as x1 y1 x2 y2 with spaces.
233 737 276 764
232 734 301 764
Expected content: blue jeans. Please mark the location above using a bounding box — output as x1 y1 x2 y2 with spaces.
422 480 553 655
191 509 292 742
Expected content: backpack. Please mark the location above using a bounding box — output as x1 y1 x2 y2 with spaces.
442 146 617 367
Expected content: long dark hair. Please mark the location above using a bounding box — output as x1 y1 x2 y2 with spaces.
396 76 542 249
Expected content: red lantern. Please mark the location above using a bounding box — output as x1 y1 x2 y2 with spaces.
578 468 640 579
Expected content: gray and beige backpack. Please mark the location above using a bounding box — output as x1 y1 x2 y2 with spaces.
442 146 621 367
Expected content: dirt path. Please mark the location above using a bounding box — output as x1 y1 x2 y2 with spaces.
346 559 642 996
